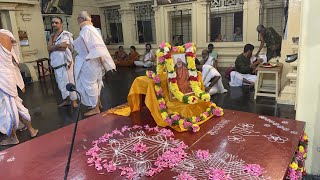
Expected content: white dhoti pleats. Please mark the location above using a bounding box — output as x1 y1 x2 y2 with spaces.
202 65 227 95
0 89 30 136
229 71 257 87
53 66 77 100
75 57 103 108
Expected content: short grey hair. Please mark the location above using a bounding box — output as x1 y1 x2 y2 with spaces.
79 11 92 21
256 25 265 33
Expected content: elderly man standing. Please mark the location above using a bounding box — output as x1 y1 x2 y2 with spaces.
198 50 227 95
48 17 78 107
0 30 38 145
255 25 282 61
74 11 116 116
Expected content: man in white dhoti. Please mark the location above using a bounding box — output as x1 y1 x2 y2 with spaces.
74 11 116 116
198 50 227 95
134 43 155 67
47 17 78 107
229 44 261 87
0 30 38 145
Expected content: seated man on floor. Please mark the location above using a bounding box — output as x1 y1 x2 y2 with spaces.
115 46 140 67
197 50 227 95
229 44 262 87
114 46 127 61
134 43 155 68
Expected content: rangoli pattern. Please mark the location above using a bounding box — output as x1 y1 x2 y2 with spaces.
207 119 231 135
172 151 271 180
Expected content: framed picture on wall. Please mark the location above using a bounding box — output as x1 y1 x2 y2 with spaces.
18 30 29 46
42 0 73 15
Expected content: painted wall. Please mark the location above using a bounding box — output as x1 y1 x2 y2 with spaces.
296 0 320 175
278 0 301 88
0 1 48 63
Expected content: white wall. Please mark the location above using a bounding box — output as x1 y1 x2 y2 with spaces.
296 0 320 175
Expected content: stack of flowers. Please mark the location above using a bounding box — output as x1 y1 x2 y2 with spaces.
155 42 210 104
286 132 308 180
146 70 223 132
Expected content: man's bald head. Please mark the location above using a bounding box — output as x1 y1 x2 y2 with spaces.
0 33 12 51
202 49 209 60
256 25 265 33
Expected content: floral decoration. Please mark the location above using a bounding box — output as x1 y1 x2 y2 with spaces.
146 70 223 132
155 42 210 104
86 125 188 179
286 132 308 180
243 164 264 177
205 168 233 180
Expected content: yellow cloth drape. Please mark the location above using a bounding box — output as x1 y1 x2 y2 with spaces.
127 72 213 131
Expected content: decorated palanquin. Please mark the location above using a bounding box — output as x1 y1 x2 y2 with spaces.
127 42 224 132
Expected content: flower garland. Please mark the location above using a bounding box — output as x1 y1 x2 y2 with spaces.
286 132 308 180
156 42 210 104
146 70 223 132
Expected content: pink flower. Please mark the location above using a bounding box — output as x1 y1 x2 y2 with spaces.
159 102 167 110
95 163 103 171
287 168 299 180
204 112 210 117
144 124 150 130
111 129 123 136
160 42 166 48
153 75 161 84
132 142 148 155
243 164 264 177
183 121 193 129
172 114 180 121
158 56 165 63
156 89 163 96
191 124 200 133
196 149 210 160
196 117 201 122
119 166 137 179
165 117 173 125
205 168 232 180
172 46 178 52
146 167 163 177
132 125 142 129
213 108 222 116
154 146 187 169
185 42 192 49
121 126 131 132
103 161 116 172
159 128 174 137
177 172 196 180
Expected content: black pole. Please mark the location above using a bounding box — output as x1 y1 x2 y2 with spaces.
64 91 81 180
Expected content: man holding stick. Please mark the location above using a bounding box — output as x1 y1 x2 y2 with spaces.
73 11 116 116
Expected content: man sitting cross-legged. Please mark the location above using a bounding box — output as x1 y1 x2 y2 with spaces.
229 44 262 87
196 50 227 95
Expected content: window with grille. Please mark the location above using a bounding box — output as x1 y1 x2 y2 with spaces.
104 6 123 44
134 2 156 44
259 0 286 37
169 9 192 46
42 16 70 42
207 0 244 42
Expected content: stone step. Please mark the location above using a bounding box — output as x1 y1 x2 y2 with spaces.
286 72 297 80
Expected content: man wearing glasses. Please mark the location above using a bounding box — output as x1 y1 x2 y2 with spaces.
47 17 78 108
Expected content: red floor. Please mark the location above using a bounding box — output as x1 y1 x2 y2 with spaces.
0 108 305 180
